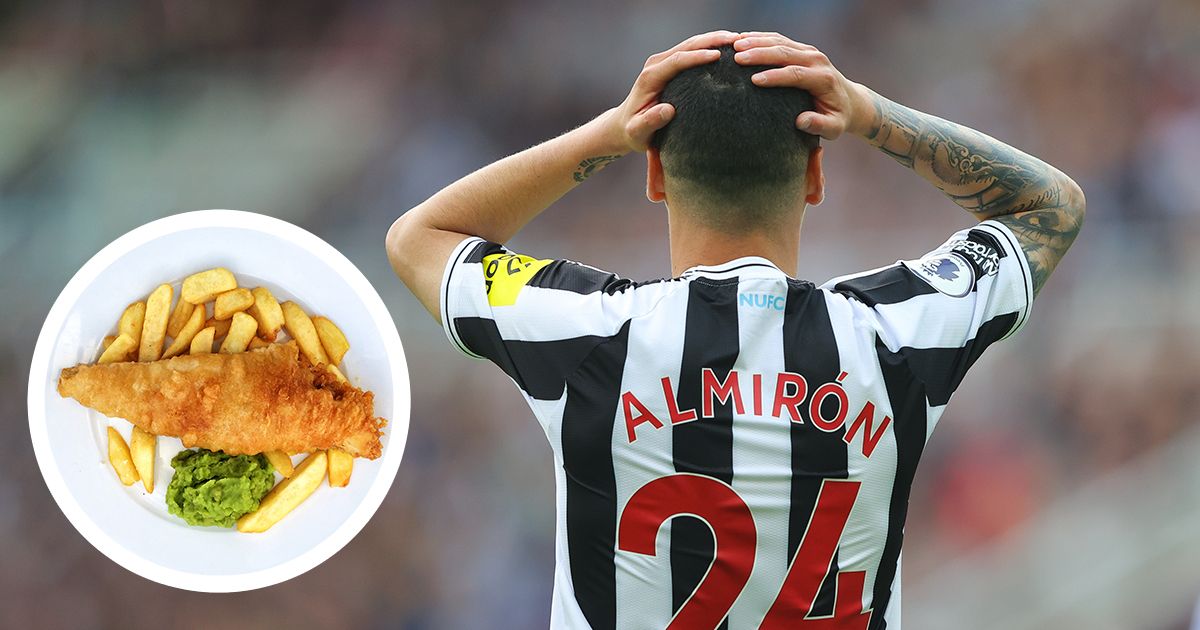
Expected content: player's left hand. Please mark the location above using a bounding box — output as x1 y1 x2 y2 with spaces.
603 30 738 154
732 32 873 140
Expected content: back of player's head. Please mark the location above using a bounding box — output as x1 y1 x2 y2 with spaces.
651 44 820 229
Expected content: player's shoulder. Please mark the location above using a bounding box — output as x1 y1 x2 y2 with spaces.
816 261 935 308
521 257 690 300
821 223 1025 312
474 246 689 320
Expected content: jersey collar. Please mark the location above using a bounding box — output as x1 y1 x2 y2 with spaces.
680 256 788 279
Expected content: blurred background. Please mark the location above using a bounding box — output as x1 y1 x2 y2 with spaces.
2 0 1198 628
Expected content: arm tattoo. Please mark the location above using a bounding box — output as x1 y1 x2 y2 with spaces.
864 93 1084 297
573 154 621 182
993 205 1083 298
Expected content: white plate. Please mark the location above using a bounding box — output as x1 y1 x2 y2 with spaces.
27 210 410 592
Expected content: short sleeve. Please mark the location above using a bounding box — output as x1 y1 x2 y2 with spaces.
439 236 637 401
821 220 1033 406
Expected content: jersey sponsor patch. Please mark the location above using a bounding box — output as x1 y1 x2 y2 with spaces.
905 252 974 298
482 252 553 306
945 231 1002 278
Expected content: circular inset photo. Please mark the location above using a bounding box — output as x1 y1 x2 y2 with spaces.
27 210 410 592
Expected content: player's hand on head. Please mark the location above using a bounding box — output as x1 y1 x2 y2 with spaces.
733 32 872 140
606 30 738 154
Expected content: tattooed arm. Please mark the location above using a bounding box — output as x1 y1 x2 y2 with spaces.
859 94 1084 296
734 33 1085 297
388 31 737 320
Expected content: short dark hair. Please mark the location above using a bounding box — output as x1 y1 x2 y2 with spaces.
651 44 820 229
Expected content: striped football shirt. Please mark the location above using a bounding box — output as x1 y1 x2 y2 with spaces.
439 220 1033 629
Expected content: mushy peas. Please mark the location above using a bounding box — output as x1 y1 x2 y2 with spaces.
166 449 274 527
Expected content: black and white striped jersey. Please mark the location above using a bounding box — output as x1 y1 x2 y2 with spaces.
439 220 1032 630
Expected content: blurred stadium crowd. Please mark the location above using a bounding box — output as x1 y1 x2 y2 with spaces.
2 1 1197 628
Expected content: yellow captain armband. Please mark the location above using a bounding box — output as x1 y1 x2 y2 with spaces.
481 252 553 306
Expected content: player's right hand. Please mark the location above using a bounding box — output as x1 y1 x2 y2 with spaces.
732 32 874 140
603 31 739 154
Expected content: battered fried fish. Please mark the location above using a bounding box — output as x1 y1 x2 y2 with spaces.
57 341 386 459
